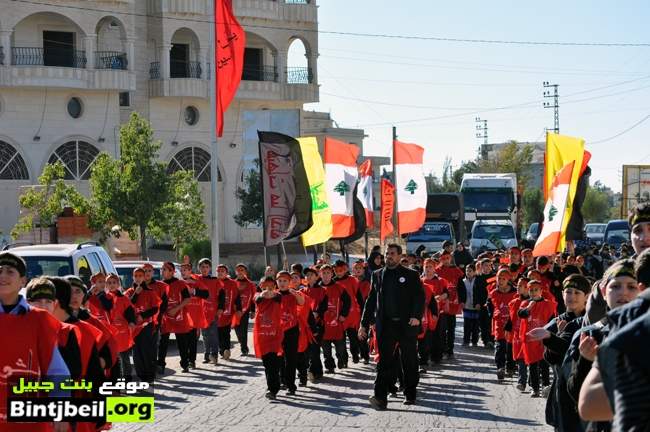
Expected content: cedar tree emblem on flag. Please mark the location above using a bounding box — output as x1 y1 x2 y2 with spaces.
334 181 350 196
405 179 418 195
549 205 558 221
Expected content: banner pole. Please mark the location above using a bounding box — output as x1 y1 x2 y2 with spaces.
209 0 220 265
392 126 399 242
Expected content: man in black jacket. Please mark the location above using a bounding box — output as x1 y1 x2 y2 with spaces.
359 243 425 410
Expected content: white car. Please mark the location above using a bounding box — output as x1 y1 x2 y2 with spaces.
114 260 181 289
4 242 117 287
469 220 518 257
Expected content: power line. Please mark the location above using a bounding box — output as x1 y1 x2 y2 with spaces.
588 115 650 145
9 0 650 47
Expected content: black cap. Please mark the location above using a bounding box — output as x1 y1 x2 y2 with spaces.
0 252 26 277
47 276 72 309
334 260 348 267
25 278 56 301
562 274 591 295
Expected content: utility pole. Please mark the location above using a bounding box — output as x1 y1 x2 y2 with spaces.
543 82 560 134
475 117 488 157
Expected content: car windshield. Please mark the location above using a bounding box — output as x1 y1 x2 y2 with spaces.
116 266 161 288
407 223 452 242
23 256 75 281
473 224 515 240
605 229 629 245
528 223 539 234
462 188 514 213
586 225 606 234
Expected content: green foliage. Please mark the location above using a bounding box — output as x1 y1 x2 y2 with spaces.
479 141 534 186
234 159 263 227
583 185 611 223
12 161 90 241
522 188 544 228
89 112 182 258
179 239 212 265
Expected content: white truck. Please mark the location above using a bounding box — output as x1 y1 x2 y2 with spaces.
460 173 519 236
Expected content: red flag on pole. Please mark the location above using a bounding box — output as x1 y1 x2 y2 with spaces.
215 0 245 137
357 160 374 229
380 178 395 243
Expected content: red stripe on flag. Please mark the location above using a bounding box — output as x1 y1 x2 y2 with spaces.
398 208 426 235
552 162 575 188
331 214 355 238
533 232 561 257
358 159 372 177
394 140 424 165
325 137 360 166
380 178 395 243
365 209 374 229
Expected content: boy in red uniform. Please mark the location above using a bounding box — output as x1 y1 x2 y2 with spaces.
488 268 518 380
302 267 327 381
352 260 371 364
181 263 209 369
421 258 448 365
195 258 221 365
104 273 137 379
518 279 556 397
319 265 351 374
158 262 194 373
334 260 363 364
142 263 169 376
509 277 530 392
253 276 283 400
436 251 464 359
216 264 242 360
233 263 257 357
418 260 439 371
276 271 305 394
128 267 162 383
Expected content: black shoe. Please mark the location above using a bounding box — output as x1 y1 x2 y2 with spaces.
447 352 455 359
202 358 210 364
496 368 505 381
157 365 165 375
325 368 335 374
189 362 196 369
363 358 370 365
299 380 307 387
419 367 427 374
287 388 296 395
505 368 515 377
403 399 416 406
280 384 287 390
369 396 387 411
182 367 190 373
265 391 277 400
352 357 360 364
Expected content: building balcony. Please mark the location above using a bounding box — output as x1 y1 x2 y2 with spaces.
236 66 317 102
242 65 278 82
0 47 4 65
149 0 207 15
149 61 208 98
234 0 317 23
95 51 128 70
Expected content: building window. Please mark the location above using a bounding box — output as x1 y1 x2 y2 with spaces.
67 97 83 119
0 141 29 180
184 106 199 126
48 140 100 180
167 146 220 182
119 92 130 107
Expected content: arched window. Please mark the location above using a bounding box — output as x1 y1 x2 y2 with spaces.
0 141 29 180
167 147 221 182
47 140 100 180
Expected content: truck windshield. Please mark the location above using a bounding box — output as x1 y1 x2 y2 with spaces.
473 225 515 240
462 188 514 213
408 223 452 242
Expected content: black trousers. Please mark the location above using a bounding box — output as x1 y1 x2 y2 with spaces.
262 353 281 395
133 324 156 383
417 330 433 365
234 311 250 355
308 327 324 378
495 339 515 370
479 307 494 345
279 325 299 392
463 316 480 345
297 352 308 383
158 331 193 370
217 325 232 354
374 321 419 402
441 314 457 354
431 320 445 363
322 337 347 371
188 329 199 363
345 327 360 361
529 361 542 391
359 335 370 361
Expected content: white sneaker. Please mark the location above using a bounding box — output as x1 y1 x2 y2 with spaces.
541 385 552 398
210 354 218 365
223 349 231 361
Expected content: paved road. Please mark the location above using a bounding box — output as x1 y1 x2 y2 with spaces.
115 324 549 432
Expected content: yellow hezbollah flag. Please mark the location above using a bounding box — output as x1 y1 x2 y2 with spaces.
298 137 333 246
544 132 585 252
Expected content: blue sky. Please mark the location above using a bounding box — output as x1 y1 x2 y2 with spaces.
300 0 650 192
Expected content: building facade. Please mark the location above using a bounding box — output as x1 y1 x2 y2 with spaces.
480 141 545 191
0 0 364 246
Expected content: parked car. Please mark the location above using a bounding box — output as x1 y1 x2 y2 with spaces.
525 223 540 242
113 260 181 289
584 223 607 246
604 219 630 249
469 220 518 257
4 242 116 287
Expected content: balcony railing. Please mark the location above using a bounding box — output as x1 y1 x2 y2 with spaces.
149 61 161 79
171 61 202 79
286 66 313 84
12 47 87 68
284 0 311 3
95 51 128 70
0 47 4 65
242 65 278 82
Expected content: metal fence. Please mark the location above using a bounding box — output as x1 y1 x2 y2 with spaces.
242 65 278 82
95 51 128 70
149 61 161 79
11 47 87 68
286 66 313 84
0 47 4 65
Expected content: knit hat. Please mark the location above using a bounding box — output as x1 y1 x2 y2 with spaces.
562 274 591 295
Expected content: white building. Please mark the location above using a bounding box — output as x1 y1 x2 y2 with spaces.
0 0 365 247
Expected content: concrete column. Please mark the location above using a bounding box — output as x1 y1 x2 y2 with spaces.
200 48 208 80
161 44 171 79
1 30 13 65
84 34 97 69
126 37 135 71
276 50 287 83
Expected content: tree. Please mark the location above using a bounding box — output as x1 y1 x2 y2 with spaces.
479 140 534 187
12 161 90 241
522 188 544 228
89 112 170 258
234 159 263 227
582 185 611 223
149 170 207 259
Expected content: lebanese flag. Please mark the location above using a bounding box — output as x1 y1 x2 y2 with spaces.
394 140 427 235
325 137 360 238
533 161 575 257
215 0 245 137
357 159 374 229
380 178 395 243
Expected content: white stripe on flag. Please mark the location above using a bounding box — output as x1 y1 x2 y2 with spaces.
395 163 427 213
325 163 358 216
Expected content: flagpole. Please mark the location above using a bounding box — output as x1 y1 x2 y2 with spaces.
209 1 221 266
392 126 399 241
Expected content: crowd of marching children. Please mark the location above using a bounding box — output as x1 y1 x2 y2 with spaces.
1 202 649 431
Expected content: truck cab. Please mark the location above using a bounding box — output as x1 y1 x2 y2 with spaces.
406 221 455 254
460 173 519 235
